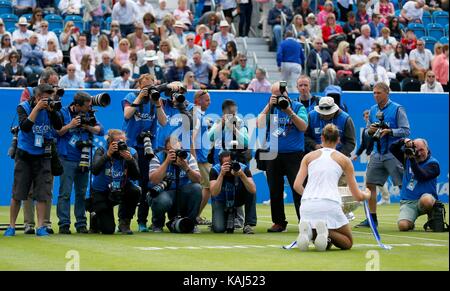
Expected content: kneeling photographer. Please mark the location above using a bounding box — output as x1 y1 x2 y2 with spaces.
148 137 202 233
88 129 140 235
209 151 257 234
390 138 446 232
56 92 106 234
122 74 168 232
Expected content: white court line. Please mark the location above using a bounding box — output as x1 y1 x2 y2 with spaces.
257 220 450 243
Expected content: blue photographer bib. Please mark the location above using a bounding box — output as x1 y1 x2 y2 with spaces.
309 110 349 153
369 100 401 155
400 156 439 201
211 163 248 203
154 151 192 190
193 107 212 163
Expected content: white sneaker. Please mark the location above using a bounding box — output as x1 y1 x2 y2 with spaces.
314 221 329 252
297 220 312 251
262 199 271 206
346 212 355 221
377 198 391 205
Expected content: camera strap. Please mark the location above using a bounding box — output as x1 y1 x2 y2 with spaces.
174 166 182 216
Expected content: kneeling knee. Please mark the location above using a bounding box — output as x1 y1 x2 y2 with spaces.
398 220 413 231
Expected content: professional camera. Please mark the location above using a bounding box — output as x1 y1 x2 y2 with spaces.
372 111 388 140
147 177 173 199
143 86 161 102
230 160 241 172
405 142 416 157
78 111 98 127
172 92 186 103
117 140 128 151
274 81 290 110
91 93 111 107
47 97 62 111
139 131 155 160
166 216 195 233
175 149 188 160
7 126 19 159
76 140 93 172
54 87 65 98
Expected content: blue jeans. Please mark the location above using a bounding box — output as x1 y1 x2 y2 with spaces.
273 25 282 50
24 65 44 77
150 183 202 228
57 159 88 228
211 189 257 233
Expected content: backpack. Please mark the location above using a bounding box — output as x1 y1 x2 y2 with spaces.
423 201 449 232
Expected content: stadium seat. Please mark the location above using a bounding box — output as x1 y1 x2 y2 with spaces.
401 78 421 92
389 79 401 92
439 36 449 45
22 13 32 22
392 0 400 10
395 10 401 17
45 14 63 31
432 11 449 27
102 16 112 31
0 0 12 15
445 24 449 37
0 13 18 31
427 23 445 40
407 23 426 39
64 15 83 32
422 11 432 27
421 36 437 51
52 28 62 38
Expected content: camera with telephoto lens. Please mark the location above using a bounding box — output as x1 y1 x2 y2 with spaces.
111 140 128 160
274 81 290 110
225 206 236 233
7 126 19 159
147 176 173 200
405 142 416 157
91 93 111 107
143 86 161 102
372 111 388 140
166 216 195 233
175 149 188 160
76 140 93 172
77 111 98 127
47 97 62 111
139 131 155 160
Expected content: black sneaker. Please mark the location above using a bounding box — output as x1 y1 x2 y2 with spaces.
76 226 89 234
59 226 71 234
46 226 54 234
24 225 35 235
267 223 287 232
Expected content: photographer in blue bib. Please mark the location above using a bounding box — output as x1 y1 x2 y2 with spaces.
122 74 168 233
256 81 308 232
55 92 107 234
4 84 63 237
88 129 141 235
390 138 445 232
209 151 257 234
148 137 202 233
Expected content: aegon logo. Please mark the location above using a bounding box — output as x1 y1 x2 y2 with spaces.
33 124 51 134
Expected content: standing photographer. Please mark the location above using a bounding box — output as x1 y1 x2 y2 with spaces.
256 81 308 232
122 74 168 233
148 137 202 233
356 83 410 228
4 84 63 237
56 92 105 234
89 129 140 235
209 151 257 234
390 138 442 232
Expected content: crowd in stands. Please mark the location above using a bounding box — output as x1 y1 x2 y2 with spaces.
0 0 448 93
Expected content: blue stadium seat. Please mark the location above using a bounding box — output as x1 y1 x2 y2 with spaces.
427 23 445 40
45 14 63 31
432 11 449 27
395 10 401 17
420 36 437 51
422 11 432 27
52 28 62 38
22 13 32 22
445 24 449 37
392 0 400 11
0 0 12 15
64 15 83 31
0 13 18 31
102 16 112 31
439 36 449 45
407 23 426 39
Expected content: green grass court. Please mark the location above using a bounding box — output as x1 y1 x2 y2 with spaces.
0 204 448 271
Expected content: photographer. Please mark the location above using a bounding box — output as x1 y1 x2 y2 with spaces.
390 138 441 232
209 151 257 234
4 84 63 237
356 83 410 228
122 74 167 232
256 81 308 232
89 129 140 235
55 92 105 234
148 137 202 233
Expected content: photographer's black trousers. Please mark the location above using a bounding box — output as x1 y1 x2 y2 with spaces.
136 147 151 225
266 151 304 226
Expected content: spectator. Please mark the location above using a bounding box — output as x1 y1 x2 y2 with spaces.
268 0 293 50
21 34 44 78
183 71 201 89
95 53 120 88
247 68 271 93
374 0 395 25
0 35 17 66
109 21 123 51
167 21 187 52
343 11 361 50
84 21 102 50
194 24 211 50
237 0 253 37
231 54 255 89
165 55 191 82
123 52 140 82
389 43 411 82
191 51 217 88
212 20 236 52
139 50 165 84
43 38 64 75
356 1 371 26
159 14 175 41
29 7 44 32
218 69 239 89
60 21 80 66
305 13 322 42
388 17 405 41
350 43 369 76
37 21 59 51
112 0 139 37
202 40 224 66
154 0 172 25
287 14 309 41
127 23 150 51
368 13 385 39
359 52 390 90
214 54 231 82
376 27 397 54
333 41 354 79
4 51 27 87
337 0 354 22
156 40 179 70
355 24 375 55
420 70 444 92
135 40 154 66
432 44 449 91
0 63 8 87
110 67 131 89
142 12 160 39
12 0 36 16
317 1 335 26
83 0 106 29
70 34 95 68
322 13 345 52
205 11 220 34
410 39 433 82
400 0 425 25
58 0 82 17
76 54 96 88
225 41 240 68
173 0 194 29
179 33 203 66
401 29 417 54
371 43 390 72
432 42 443 66
114 38 131 67
0 19 12 40
306 37 337 92
37 0 58 14
12 17 33 52
257 0 273 39
294 0 313 25
58 63 84 88
135 0 155 26
277 31 305 91
94 34 115 65
219 0 238 24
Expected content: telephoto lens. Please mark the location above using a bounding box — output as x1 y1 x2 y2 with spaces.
277 96 290 110
143 136 155 159
7 126 19 159
117 141 128 151
79 146 91 172
172 92 185 103
149 87 160 101
91 93 111 107
175 149 188 160
231 160 241 172
225 208 235 233
148 178 172 198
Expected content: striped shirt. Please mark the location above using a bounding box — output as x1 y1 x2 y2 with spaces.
149 154 200 176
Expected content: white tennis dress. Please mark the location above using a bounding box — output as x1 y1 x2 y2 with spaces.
300 148 349 229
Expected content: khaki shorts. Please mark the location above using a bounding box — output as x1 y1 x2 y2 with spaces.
398 194 436 224
198 162 212 189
